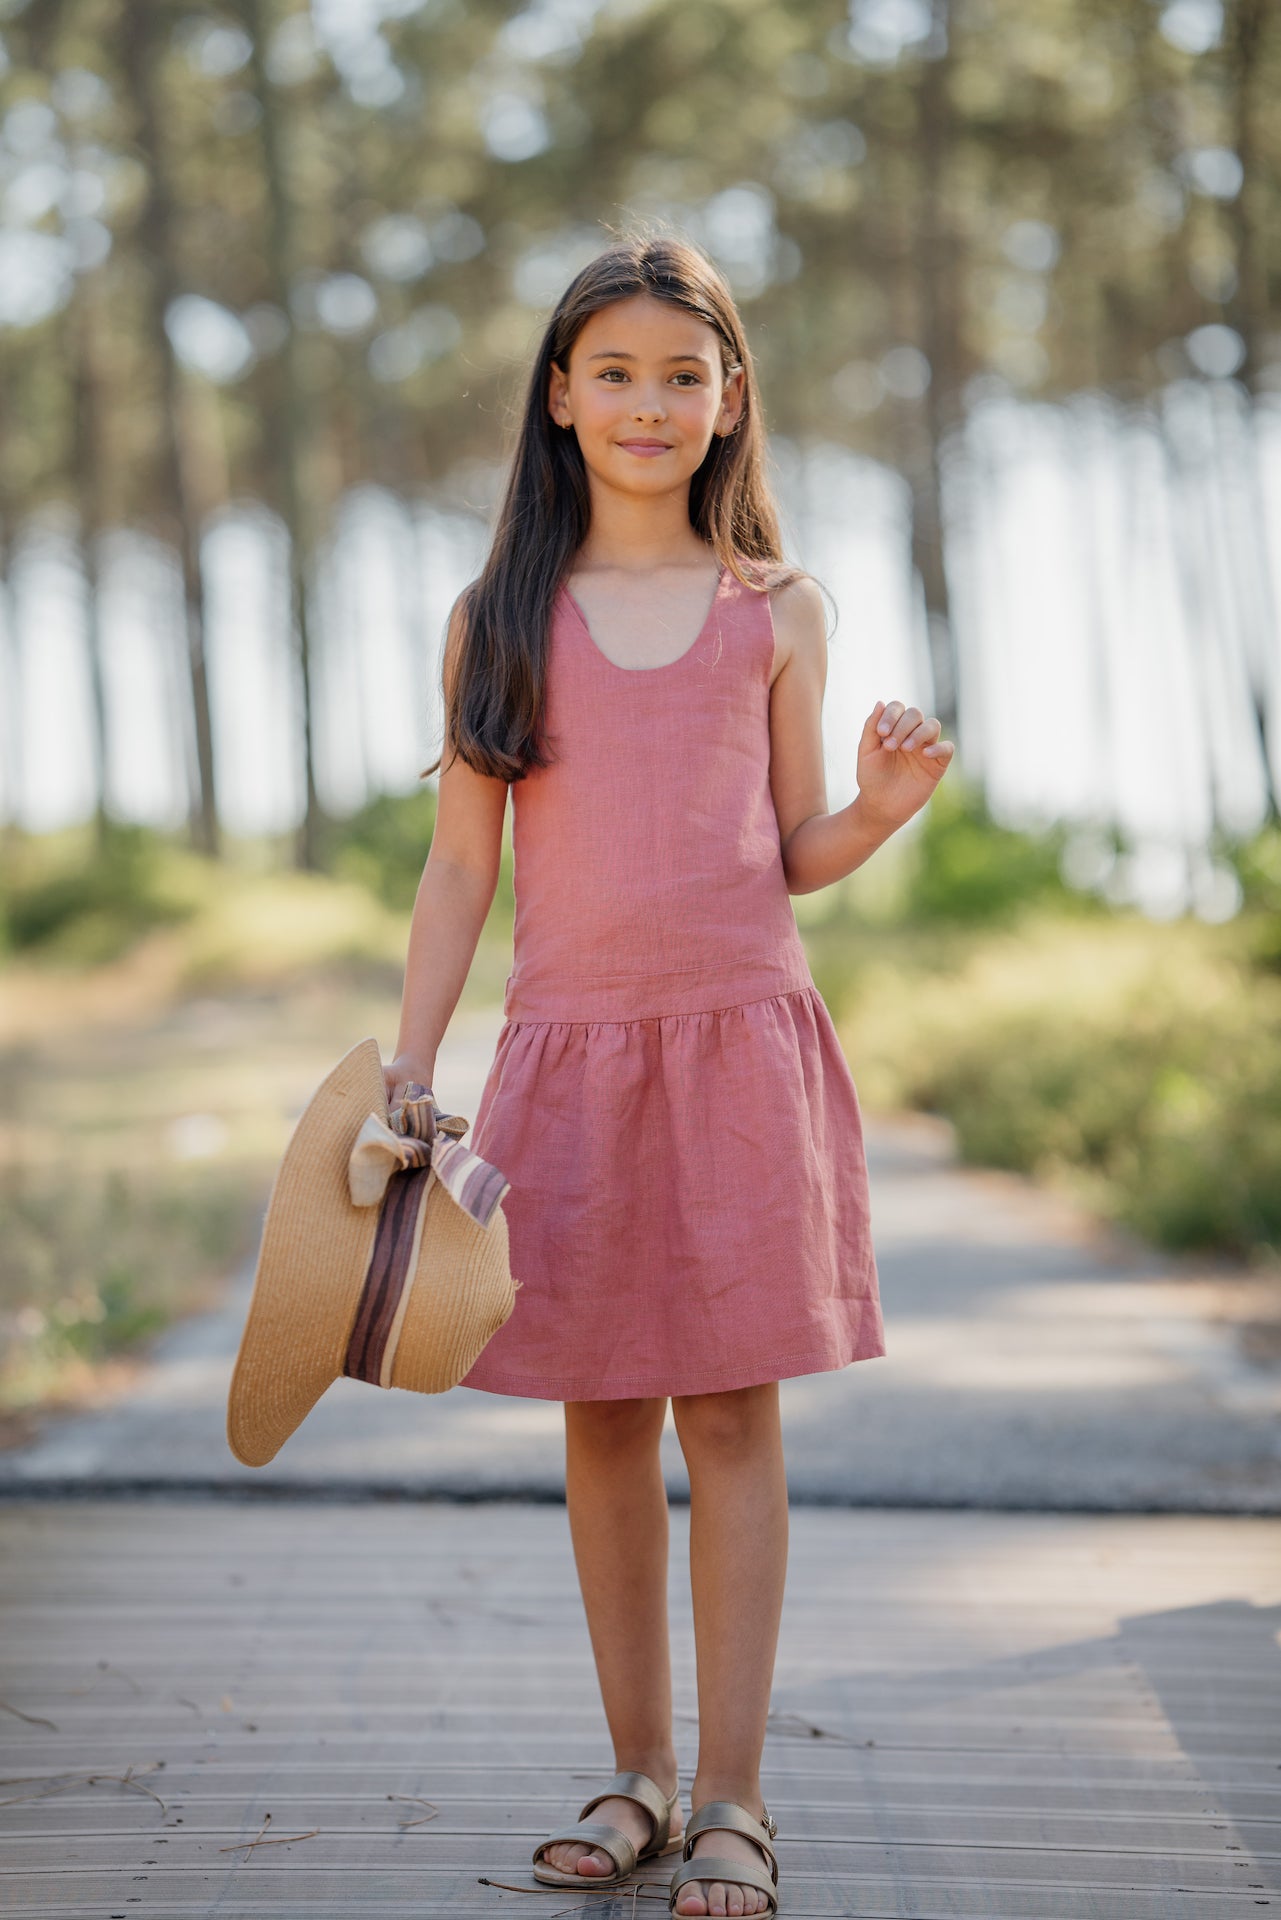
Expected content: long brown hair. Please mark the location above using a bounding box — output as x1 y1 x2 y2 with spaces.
423 228 805 782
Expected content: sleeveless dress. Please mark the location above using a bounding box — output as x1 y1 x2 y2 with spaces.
459 556 885 1401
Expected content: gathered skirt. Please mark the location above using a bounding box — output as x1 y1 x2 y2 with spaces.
458 983 884 1401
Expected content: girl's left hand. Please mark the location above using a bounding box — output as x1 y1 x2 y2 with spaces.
857 699 955 827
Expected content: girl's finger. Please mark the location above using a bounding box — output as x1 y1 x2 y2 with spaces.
859 705 887 752
876 700 903 736
902 717 941 753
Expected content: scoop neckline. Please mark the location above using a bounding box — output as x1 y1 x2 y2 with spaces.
559 561 730 674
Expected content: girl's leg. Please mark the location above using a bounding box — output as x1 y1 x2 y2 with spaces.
669 1381 788 1918
541 1395 683 1878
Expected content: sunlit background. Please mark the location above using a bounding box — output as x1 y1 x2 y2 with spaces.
0 0 1277 914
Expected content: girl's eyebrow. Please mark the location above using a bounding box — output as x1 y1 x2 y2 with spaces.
585 350 712 367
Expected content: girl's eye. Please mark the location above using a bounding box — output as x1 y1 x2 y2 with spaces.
597 369 701 385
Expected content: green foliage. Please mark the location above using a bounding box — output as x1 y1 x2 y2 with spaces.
326 785 515 914
1 0 1277 504
1225 823 1281 972
0 822 202 963
325 787 440 911
794 782 1106 1025
901 776 1094 926
841 914 1281 1261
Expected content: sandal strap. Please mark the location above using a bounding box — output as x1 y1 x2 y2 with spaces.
668 1853 778 1916
578 1768 678 1852
533 1819 638 1878
681 1800 779 1882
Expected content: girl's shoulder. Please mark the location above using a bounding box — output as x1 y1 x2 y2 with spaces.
730 553 815 598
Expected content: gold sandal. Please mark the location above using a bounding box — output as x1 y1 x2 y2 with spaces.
532 1768 683 1889
667 1798 780 1917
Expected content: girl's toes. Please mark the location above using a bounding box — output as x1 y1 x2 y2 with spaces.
579 1846 613 1874
676 1889 708 1916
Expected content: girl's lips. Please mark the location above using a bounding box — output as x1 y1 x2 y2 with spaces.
617 440 673 455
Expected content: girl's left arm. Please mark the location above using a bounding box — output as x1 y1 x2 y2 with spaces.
768 574 955 896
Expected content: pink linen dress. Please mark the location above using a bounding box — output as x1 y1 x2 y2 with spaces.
459 553 885 1401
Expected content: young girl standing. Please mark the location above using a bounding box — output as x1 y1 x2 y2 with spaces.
385 234 953 1919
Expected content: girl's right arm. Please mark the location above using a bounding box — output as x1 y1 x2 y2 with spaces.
384 600 510 1108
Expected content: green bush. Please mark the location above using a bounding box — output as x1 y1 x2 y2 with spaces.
325 785 515 916
325 787 439 911
1226 822 1281 973
0 821 200 962
840 914 1281 1261
901 775 1096 927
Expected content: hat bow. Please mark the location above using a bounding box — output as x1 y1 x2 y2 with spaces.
348 1083 510 1229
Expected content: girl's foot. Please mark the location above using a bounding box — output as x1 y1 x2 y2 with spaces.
673 1801 775 1917
673 1828 773 1915
541 1776 683 1878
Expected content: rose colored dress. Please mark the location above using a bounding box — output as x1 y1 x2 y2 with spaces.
459 555 884 1401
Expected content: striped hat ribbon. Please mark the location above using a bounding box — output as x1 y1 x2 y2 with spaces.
342 1082 511 1388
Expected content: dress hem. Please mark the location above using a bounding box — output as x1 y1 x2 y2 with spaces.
461 1334 887 1403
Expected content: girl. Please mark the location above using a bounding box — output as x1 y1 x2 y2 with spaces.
384 233 953 1919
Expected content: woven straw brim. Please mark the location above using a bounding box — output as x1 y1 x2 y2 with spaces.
228 1038 386 1467
228 1037 519 1468
389 1176 514 1395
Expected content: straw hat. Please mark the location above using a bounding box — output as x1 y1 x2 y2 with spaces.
227 1036 518 1468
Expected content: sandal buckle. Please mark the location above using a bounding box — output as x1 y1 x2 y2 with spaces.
761 1807 778 1839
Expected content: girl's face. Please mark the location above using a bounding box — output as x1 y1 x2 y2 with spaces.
548 293 744 492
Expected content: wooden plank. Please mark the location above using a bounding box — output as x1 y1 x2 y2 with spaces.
5 1798 1280 1850
3 1709 1275 1758
1 1881 1278 1919
5 1749 1279 1800
0 1832 1274 1891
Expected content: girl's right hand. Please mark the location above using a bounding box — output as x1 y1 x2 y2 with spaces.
383 1054 436 1111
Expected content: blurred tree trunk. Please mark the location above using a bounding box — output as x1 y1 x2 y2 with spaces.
245 0 324 872
1223 0 1278 820
0 516 21 850
120 10 221 858
69 274 112 853
1225 0 1269 390
910 0 962 736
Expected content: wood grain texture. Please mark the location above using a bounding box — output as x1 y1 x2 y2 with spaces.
1 1500 1278 1917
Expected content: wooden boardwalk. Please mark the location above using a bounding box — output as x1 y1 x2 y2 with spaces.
1 1499 1278 1917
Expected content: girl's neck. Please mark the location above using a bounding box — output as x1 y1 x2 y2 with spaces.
573 495 712 575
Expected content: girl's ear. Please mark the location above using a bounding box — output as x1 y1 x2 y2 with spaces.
547 358 570 429
717 364 746 436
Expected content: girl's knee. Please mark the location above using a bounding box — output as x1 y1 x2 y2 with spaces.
565 1395 667 1453
671 1382 779 1454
